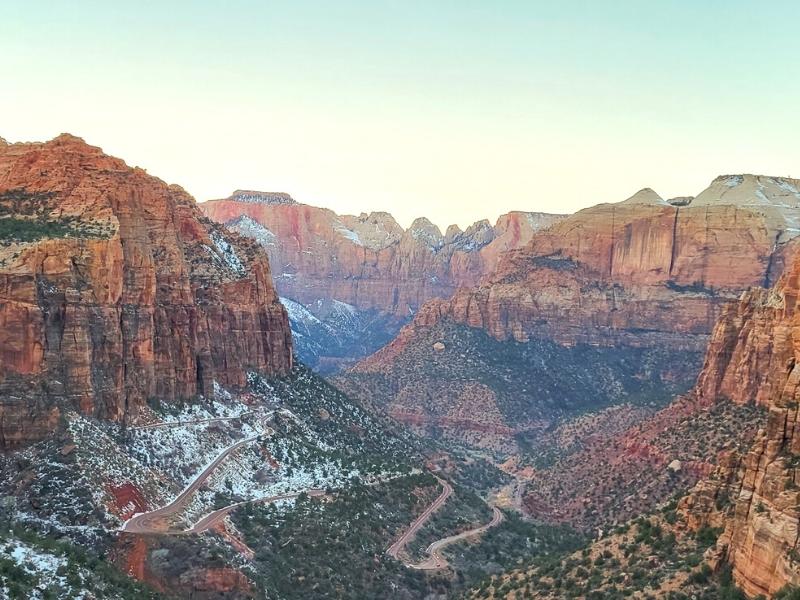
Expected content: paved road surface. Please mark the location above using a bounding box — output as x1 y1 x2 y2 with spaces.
122 434 260 534
129 412 254 430
386 475 452 560
408 506 504 570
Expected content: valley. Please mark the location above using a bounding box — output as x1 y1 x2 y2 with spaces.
0 132 798 600
4 3 800 598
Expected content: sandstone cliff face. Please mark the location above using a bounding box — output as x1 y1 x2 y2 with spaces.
679 256 800 597
357 177 800 370
199 193 565 317
0 135 292 448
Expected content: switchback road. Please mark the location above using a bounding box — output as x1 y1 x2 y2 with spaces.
121 434 261 534
408 506 504 570
386 475 452 560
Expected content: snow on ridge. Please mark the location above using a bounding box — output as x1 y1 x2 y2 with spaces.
774 178 800 199
227 215 277 247
209 230 247 277
281 297 321 324
229 191 296 205
329 299 358 316
723 175 744 188
334 222 363 246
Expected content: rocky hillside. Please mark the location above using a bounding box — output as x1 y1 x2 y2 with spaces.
0 135 293 449
463 229 800 599
678 253 800 597
280 297 404 373
336 321 701 455
199 191 565 369
341 176 800 450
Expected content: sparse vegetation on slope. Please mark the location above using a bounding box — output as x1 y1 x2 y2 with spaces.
466 500 749 600
338 321 702 455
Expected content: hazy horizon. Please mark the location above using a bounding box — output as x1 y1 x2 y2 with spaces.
3 1 799 229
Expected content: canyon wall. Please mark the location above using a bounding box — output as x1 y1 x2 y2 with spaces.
356 177 800 371
200 191 566 316
0 135 292 448
680 256 800 597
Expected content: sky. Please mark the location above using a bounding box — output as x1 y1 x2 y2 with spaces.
2 1 800 230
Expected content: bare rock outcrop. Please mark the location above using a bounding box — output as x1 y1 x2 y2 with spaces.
0 134 292 448
356 176 800 371
680 251 800 597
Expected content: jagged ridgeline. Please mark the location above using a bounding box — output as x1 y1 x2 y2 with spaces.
338 174 800 455
199 190 567 371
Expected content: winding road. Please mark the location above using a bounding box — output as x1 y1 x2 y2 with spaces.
185 489 326 534
408 506 504 570
121 418 322 536
129 412 254 430
123 411 502 567
121 426 325 535
386 475 453 560
122 435 261 534
386 474 505 570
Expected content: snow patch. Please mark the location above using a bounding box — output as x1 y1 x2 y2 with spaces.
281 297 321 325
227 215 277 247
774 178 800 199
209 230 246 277
723 175 743 187
334 223 363 246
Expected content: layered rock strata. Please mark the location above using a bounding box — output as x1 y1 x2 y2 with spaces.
680 257 800 597
0 134 292 448
200 193 566 317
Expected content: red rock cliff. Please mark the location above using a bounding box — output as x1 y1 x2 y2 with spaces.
0 135 292 448
680 254 800 597
357 177 800 370
199 191 565 316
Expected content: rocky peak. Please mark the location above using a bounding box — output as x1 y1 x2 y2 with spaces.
339 211 404 249
693 174 800 208
52 132 88 145
619 187 667 206
444 224 463 244
464 218 493 237
458 219 495 249
227 190 297 205
493 211 567 236
406 217 444 250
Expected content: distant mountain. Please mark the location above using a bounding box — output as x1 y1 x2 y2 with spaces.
280 296 404 372
200 191 565 369
340 174 800 450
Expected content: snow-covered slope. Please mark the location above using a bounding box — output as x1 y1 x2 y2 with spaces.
280 297 407 373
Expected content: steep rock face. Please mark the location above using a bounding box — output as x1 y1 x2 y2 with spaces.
0 135 292 448
358 176 800 371
199 193 566 317
679 256 800 597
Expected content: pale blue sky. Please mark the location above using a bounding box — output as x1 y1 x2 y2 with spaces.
2 1 799 228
